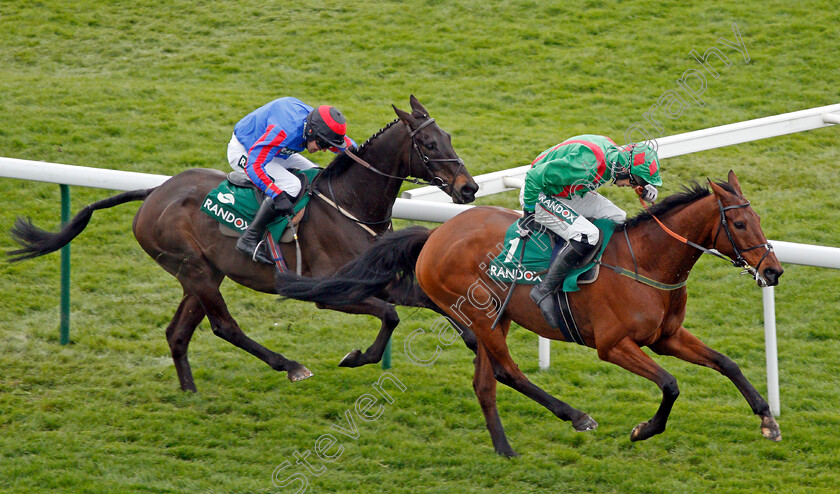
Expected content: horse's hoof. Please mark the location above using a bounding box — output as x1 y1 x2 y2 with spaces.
630 421 650 442
499 448 520 458
288 366 313 382
761 416 782 442
573 414 598 432
338 349 363 367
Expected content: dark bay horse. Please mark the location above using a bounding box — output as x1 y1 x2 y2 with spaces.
275 171 783 456
8 96 478 392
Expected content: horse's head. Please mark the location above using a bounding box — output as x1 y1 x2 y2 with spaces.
392 95 478 204
709 170 783 287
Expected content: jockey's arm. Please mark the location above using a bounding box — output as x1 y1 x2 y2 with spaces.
522 166 546 212
245 126 292 198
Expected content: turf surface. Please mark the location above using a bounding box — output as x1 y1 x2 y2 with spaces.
1 1 839 492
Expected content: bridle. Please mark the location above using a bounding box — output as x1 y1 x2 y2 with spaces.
310 115 465 236
343 116 465 191
641 196 774 285
712 198 774 280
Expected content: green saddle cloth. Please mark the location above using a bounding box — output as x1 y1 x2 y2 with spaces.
199 168 320 240
488 218 617 292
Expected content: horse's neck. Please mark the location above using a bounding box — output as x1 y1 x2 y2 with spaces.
329 125 409 221
626 195 719 284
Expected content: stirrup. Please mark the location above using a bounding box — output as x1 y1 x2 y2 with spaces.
252 238 266 262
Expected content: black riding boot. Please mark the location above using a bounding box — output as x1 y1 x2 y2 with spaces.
236 197 281 261
529 238 596 328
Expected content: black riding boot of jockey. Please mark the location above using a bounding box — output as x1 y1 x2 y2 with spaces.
529 236 597 328
236 192 294 262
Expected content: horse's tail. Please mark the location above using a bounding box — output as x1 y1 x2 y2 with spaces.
7 188 155 262
275 226 432 306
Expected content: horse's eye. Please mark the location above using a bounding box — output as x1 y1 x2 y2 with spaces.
734 221 746 230
425 142 437 150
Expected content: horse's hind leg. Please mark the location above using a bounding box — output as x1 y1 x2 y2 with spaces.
316 298 399 368
598 337 679 441
181 280 312 382
473 342 518 457
650 326 781 441
479 320 597 433
166 293 205 392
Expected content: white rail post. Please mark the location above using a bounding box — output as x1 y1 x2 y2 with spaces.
763 286 780 416
538 336 551 370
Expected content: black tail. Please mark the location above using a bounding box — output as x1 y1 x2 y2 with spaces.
7 188 154 262
275 226 432 306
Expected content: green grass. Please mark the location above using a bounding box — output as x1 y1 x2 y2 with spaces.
1 0 839 492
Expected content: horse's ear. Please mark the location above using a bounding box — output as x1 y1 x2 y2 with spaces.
393 104 417 126
708 178 728 199
727 170 743 195
409 95 428 116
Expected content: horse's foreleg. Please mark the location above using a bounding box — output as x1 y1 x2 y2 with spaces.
316 298 399 368
599 337 679 441
191 284 313 382
473 342 518 457
479 321 597 433
165 293 206 392
650 326 781 442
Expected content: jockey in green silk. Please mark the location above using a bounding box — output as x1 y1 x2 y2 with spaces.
520 134 662 329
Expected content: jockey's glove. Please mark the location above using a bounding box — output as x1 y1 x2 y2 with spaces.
520 210 541 234
272 192 295 216
640 184 658 203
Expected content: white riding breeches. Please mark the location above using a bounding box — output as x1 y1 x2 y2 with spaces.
227 133 317 198
520 188 626 245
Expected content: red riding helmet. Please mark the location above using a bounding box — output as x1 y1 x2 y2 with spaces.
304 105 348 149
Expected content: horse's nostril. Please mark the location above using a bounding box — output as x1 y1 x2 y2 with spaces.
763 267 783 285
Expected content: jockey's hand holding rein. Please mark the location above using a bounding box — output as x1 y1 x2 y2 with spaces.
615 177 657 205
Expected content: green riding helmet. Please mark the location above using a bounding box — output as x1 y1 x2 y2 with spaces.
613 142 663 186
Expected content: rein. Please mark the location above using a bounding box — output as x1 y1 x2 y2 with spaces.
638 196 774 283
310 115 463 238
342 116 464 190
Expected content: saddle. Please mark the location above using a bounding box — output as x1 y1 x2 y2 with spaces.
487 217 616 291
200 168 322 268
219 170 312 243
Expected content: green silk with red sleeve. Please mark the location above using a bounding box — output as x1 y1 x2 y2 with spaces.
522 134 620 211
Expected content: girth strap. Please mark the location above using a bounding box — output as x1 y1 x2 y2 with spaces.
555 291 586 346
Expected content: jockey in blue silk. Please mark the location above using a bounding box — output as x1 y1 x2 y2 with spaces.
227 97 356 261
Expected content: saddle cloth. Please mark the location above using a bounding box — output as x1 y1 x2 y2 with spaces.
487 217 617 292
199 168 320 243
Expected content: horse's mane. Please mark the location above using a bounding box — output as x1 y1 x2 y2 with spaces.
623 180 736 228
319 119 402 179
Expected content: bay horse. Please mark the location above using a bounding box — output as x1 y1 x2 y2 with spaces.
7 96 478 392
275 171 783 456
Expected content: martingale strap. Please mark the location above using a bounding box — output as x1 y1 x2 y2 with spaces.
595 260 688 291
595 226 688 291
